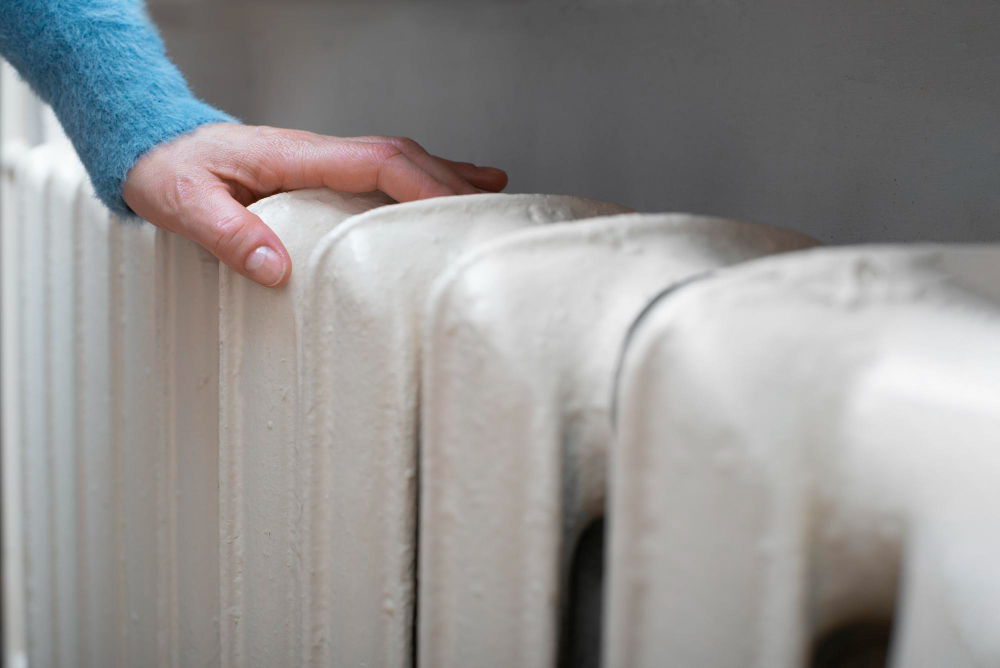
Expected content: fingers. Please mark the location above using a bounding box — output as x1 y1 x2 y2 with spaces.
439 159 508 192
365 137 478 195
253 132 505 202
179 186 292 288
249 134 451 202
122 124 510 291
355 137 508 193
374 150 458 202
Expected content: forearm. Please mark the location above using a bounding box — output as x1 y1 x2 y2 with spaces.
0 0 234 214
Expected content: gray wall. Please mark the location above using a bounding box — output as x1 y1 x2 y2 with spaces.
153 0 1000 244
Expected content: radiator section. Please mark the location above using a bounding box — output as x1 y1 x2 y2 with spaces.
418 215 817 668
220 191 626 667
605 245 1000 668
218 189 392 668
301 194 628 668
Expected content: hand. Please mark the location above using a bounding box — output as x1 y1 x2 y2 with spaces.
122 123 508 287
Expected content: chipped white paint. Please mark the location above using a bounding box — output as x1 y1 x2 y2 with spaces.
606 245 1000 668
263 192 626 667
419 215 817 668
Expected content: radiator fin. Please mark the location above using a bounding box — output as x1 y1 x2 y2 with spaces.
605 245 1000 668
418 214 817 668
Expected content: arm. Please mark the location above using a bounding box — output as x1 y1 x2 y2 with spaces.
0 0 506 287
0 0 234 214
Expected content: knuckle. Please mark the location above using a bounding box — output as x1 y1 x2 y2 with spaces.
236 146 285 191
253 127 314 163
369 142 405 164
250 130 322 190
387 136 423 154
261 129 310 157
253 125 292 143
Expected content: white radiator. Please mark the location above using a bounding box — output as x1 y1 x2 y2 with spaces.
605 246 1000 668
4 62 1000 668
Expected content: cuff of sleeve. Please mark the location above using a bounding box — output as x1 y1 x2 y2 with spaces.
91 97 239 217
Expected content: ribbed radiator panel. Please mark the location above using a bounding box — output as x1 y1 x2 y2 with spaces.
74 193 117 668
606 245 1000 668
48 150 89 668
0 66 31 668
2 139 222 668
166 231 223 668
218 189 392 668
110 199 166 666
4 72 999 668
418 215 818 668
300 193 628 668
11 144 81 668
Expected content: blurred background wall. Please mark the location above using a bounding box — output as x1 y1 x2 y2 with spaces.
152 0 1000 244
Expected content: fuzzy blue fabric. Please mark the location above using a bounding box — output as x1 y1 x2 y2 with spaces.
0 0 236 214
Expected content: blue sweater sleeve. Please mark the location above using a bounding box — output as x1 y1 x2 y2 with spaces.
0 0 236 215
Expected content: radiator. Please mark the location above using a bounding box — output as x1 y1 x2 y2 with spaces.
4 63 1000 668
606 246 1000 668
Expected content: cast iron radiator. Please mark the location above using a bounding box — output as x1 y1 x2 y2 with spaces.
3 62 1000 668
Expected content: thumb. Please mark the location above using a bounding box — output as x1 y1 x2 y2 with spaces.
184 189 292 288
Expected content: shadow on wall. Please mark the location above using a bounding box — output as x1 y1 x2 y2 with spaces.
153 0 1000 245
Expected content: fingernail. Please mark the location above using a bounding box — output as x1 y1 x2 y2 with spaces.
245 246 286 287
